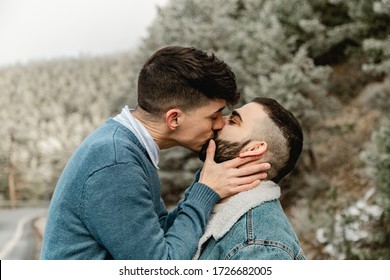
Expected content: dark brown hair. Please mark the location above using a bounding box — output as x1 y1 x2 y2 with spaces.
137 46 240 116
252 97 303 183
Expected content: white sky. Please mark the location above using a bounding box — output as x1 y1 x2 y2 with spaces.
0 0 169 67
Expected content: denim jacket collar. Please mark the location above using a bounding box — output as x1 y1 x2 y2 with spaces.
193 180 280 259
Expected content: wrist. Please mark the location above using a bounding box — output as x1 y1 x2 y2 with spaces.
189 182 220 212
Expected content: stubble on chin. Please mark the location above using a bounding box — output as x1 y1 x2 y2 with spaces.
198 138 250 163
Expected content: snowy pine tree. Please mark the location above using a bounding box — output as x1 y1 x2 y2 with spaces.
0 54 136 204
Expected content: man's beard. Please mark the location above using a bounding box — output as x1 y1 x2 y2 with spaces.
198 137 250 163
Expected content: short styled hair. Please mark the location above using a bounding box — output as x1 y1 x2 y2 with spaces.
137 46 240 116
252 97 303 183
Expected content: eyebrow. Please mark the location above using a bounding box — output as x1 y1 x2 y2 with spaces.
231 110 243 123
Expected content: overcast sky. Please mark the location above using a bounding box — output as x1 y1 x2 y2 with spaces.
0 0 169 68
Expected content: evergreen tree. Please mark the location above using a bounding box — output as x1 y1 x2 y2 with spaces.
348 115 390 259
140 0 332 131
361 115 390 217
0 54 136 204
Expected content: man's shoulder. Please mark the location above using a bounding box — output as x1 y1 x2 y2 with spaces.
94 119 135 142
243 199 293 232
229 199 283 227
88 119 145 156
250 199 284 216
219 199 287 243
66 119 149 174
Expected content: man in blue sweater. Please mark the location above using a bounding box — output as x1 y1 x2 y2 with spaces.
40 46 270 259
194 97 306 260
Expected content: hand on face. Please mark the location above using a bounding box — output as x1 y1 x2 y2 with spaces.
198 139 270 199
199 131 253 164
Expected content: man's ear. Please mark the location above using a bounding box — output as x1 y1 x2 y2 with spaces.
165 109 182 131
239 141 267 157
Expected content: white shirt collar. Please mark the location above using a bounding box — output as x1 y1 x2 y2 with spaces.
114 106 160 169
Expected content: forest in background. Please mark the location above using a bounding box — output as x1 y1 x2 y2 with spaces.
0 0 389 259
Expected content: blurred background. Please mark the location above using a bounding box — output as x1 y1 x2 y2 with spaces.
0 0 389 260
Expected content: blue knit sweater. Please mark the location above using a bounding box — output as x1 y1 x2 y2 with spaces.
40 119 220 259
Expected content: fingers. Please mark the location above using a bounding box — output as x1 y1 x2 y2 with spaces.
199 145 271 199
223 178 262 197
214 171 267 198
230 162 270 178
233 173 266 187
205 139 216 163
223 154 262 169
231 179 261 194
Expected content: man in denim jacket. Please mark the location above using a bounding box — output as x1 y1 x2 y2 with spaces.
194 97 306 260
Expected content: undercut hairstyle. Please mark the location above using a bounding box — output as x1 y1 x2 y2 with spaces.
137 46 240 116
252 97 303 183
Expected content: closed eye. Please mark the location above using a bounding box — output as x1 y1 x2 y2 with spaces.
228 116 237 125
230 110 242 124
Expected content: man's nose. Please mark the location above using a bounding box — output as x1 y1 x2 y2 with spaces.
212 115 225 131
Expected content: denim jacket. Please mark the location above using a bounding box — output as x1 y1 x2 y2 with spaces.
193 181 307 260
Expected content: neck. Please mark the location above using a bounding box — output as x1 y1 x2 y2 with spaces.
132 108 176 150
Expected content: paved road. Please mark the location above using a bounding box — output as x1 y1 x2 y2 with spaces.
0 207 47 260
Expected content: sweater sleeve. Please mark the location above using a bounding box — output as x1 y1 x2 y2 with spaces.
82 162 219 260
159 170 203 232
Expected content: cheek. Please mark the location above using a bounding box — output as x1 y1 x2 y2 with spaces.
189 129 211 146
194 121 213 134
195 126 210 138
219 128 239 142
218 128 230 139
